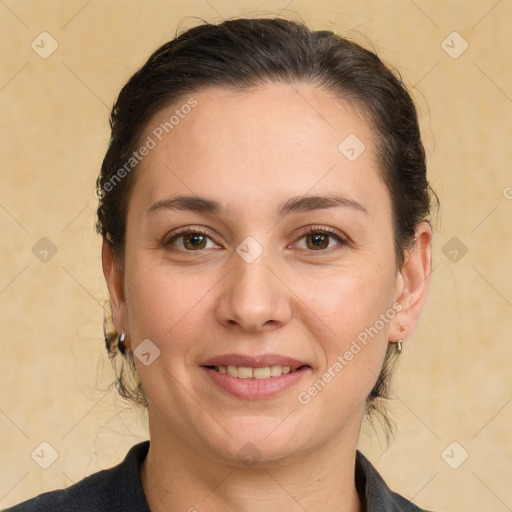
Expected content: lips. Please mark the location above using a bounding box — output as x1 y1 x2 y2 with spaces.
200 353 311 399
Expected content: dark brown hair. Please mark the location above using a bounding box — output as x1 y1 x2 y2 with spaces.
95 17 436 434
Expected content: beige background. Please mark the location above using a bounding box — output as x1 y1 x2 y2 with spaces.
1 1 511 510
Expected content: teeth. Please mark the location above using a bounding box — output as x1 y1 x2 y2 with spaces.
238 366 253 379
270 365 284 377
227 365 238 377
217 365 295 379
253 367 270 379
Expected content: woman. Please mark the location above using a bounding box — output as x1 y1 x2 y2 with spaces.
8 17 435 512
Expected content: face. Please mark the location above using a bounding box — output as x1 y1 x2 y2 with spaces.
104 82 431 466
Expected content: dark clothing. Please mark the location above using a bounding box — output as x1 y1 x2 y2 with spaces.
7 441 432 511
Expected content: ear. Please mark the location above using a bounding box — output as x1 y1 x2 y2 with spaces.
389 222 432 343
102 235 130 340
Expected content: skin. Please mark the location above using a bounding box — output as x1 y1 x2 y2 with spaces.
103 82 432 512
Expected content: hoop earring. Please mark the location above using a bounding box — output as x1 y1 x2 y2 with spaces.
396 340 403 354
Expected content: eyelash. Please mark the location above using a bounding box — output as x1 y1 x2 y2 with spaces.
163 225 348 253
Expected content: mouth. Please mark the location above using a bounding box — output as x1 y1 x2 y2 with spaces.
199 353 311 399
203 364 310 379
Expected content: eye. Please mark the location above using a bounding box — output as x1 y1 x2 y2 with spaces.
163 227 219 251
295 226 347 251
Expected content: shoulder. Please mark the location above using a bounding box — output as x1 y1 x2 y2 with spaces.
5 442 150 512
355 450 435 512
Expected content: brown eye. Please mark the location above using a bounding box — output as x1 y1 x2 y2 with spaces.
164 228 218 251
305 232 330 250
295 227 346 252
182 233 207 250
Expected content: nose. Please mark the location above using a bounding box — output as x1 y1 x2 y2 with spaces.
214 246 292 333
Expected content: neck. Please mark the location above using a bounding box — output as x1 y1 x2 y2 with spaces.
140 411 363 512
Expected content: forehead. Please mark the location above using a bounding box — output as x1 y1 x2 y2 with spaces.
145 82 374 156
132 82 388 217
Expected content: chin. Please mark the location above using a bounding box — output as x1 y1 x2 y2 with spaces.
201 416 313 468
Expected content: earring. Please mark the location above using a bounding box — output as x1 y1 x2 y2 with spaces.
396 339 403 354
118 332 127 354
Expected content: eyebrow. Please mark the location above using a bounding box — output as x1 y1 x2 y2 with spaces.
146 194 367 218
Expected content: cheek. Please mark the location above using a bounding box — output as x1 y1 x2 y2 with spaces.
307 267 396 344
124 254 218 352
303 264 396 397
297 272 394 411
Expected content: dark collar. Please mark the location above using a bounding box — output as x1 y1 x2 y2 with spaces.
355 449 431 511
